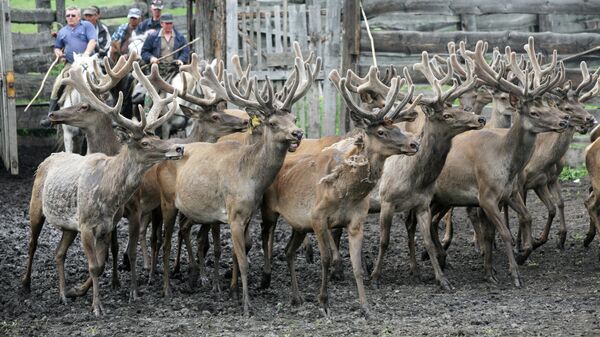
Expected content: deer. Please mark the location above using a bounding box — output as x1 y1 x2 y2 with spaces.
260 68 420 317
154 54 319 316
367 48 485 289
419 38 569 288
25 60 184 316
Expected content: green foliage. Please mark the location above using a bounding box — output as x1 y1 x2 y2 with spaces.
559 165 588 181
18 128 57 137
50 63 65 77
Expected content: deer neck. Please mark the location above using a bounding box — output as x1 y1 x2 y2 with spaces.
489 100 512 128
504 113 538 179
539 126 576 164
411 120 457 187
239 130 290 191
83 114 121 156
188 121 219 143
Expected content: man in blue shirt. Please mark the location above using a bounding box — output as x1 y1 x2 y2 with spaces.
48 6 97 113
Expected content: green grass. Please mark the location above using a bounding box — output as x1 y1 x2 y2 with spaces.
559 165 588 181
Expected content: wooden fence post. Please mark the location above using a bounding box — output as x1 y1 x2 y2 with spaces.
226 0 238 108
0 0 18 174
341 0 360 134
322 0 342 136
55 0 65 26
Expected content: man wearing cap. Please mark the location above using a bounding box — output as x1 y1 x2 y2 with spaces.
48 6 97 114
141 13 189 66
111 8 143 60
82 7 111 59
137 0 163 34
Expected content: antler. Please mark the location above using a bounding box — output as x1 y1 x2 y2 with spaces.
132 62 179 132
329 69 421 126
86 51 138 94
61 65 124 117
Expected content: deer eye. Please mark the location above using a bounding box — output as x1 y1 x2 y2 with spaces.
377 130 385 136
212 114 220 120
141 141 149 147
443 114 452 120
530 111 540 118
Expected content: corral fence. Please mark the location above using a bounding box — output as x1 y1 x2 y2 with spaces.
0 0 17 174
2 0 600 173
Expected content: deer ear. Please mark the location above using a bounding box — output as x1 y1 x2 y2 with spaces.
114 127 132 144
179 105 199 118
421 104 435 116
509 93 520 108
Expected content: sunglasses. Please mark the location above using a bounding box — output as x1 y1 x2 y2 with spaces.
66 14 77 18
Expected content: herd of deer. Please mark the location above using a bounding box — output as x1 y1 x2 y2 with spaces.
19 37 600 318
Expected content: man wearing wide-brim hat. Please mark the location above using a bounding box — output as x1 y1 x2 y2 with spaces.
137 0 163 34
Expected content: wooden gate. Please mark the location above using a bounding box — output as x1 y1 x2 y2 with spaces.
0 0 18 174
226 0 345 137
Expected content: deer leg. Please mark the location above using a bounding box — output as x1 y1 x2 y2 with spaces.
584 190 598 247
330 227 344 281
285 230 307 306
347 216 370 318
371 200 395 285
260 204 278 289
173 216 186 276
480 195 522 288
302 236 314 264
505 193 533 266
55 230 77 304
148 208 162 285
312 216 332 317
441 208 453 251
532 184 556 249
126 209 141 301
190 223 211 288
549 180 567 249
405 210 418 276
80 229 104 316
22 212 45 291
211 225 222 293
476 209 498 285
229 215 251 317
160 203 178 298
139 212 151 270
415 207 452 291
195 225 210 265
466 207 482 255
110 227 120 289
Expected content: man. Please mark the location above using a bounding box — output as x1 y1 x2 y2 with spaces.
110 8 142 61
136 0 163 34
48 6 96 113
82 7 111 59
141 13 189 66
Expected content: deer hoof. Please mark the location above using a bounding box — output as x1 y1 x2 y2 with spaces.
92 301 105 316
557 232 567 250
259 272 271 289
515 253 528 266
129 289 140 302
420 250 430 261
513 275 523 288
290 294 304 306
439 278 453 292
584 233 595 248
360 305 371 319
111 278 121 290
485 273 499 285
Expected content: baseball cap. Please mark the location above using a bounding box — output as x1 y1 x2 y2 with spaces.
127 8 142 19
82 7 97 16
160 13 174 23
151 0 164 10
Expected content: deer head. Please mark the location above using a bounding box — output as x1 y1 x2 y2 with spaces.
201 52 321 152
412 50 486 133
330 68 421 157
461 37 570 134
63 61 184 161
179 105 249 139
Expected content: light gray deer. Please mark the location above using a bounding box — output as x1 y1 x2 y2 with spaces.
25 61 183 316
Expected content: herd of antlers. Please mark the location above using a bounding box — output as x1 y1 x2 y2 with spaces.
21 38 600 318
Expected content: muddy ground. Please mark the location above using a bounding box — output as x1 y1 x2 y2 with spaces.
1 143 600 337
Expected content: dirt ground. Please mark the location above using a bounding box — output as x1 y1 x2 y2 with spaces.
2 143 600 337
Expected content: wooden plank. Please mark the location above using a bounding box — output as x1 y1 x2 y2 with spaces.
14 73 55 101
265 51 295 67
254 5 263 69
274 5 283 52
476 14 537 32
55 0 65 25
13 52 54 73
242 5 250 66
322 0 341 136
282 0 288 50
362 13 459 32
290 5 307 51
460 14 477 31
307 4 322 138
360 30 600 55
341 0 359 133
1 0 18 174
265 11 273 55
11 32 54 54
226 0 238 109
35 0 52 31
363 0 600 17
10 8 55 24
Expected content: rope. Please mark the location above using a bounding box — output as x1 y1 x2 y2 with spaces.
24 55 60 112
360 1 377 68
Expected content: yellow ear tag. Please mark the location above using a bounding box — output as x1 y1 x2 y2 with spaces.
248 115 261 134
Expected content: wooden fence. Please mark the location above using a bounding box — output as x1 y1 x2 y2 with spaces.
226 0 349 137
359 0 600 83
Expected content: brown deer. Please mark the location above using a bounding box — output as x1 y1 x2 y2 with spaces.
155 55 320 316
260 69 420 317
369 49 485 288
423 38 569 288
26 61 184 316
